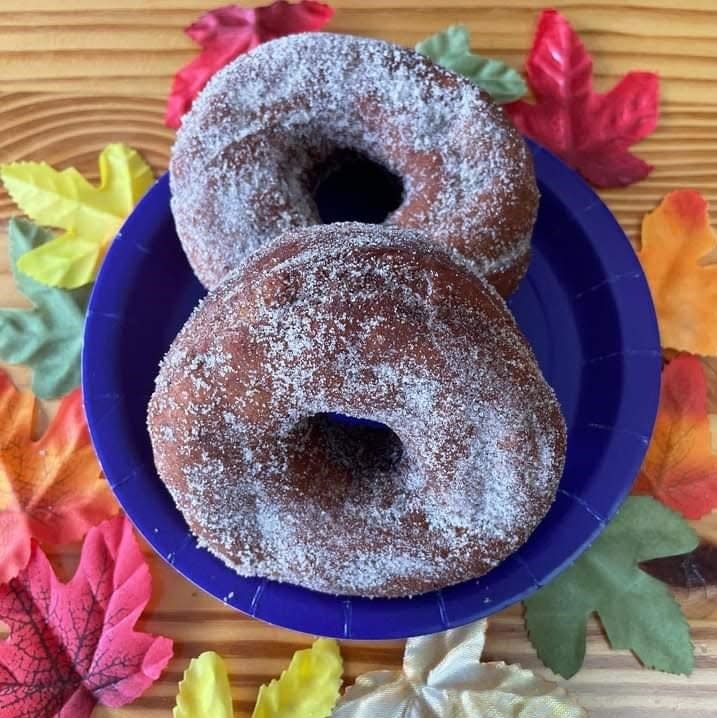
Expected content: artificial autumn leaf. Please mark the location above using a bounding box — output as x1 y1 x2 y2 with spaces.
525 496 697 678
633 354 717 519
0 515 174 718
0 370 116 583
506 9 659 187
166 0 334 128
638 190 717 356
0 219 90 399
174 652 233 718
416 25 526 104
252 638 342 718
333 619 587 718
0 143 154 289
643 541 717 591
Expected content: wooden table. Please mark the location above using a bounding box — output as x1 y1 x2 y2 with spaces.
1 1 716 716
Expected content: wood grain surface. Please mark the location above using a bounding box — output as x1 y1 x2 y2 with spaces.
0 2 716 716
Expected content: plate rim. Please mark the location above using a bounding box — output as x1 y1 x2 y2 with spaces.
82 140 661 639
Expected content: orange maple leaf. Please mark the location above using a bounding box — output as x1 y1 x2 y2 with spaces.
633 354 717 519
0 371 117 583
638 190 717 356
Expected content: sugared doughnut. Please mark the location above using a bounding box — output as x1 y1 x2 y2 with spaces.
170 32 539 296
147 223 565 598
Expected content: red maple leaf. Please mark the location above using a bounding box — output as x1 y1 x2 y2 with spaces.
165 0 335 128
0 516 173 718
633 355 717 519
505 9 659 188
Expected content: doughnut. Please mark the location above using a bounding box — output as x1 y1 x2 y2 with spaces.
147 223 566 598
170 32 539 296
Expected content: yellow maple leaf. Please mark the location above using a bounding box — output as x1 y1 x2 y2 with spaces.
174 652 233 718
638 190 717 356
0 143 154 289
252 638 343 718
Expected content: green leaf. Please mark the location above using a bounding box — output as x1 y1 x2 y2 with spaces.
0 218 90 399
416 25 527 104
417 24 472 58
525 496 698 678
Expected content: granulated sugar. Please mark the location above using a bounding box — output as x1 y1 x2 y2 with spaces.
170 32 537 291
147 224 565 597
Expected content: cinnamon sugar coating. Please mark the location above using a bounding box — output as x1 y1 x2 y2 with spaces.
148 224 565 597
170 32 538 295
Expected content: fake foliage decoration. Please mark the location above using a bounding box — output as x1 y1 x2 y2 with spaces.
506 9 659 188
252 638 342 718
0 219 90 399
172 628 586 718
174 651 233 718
165 0 334 128
525 497 697 678
0 371 116 584
0 143 153 289
634 354 717 519
0 516 173 718
173 640 342 718
638 190 717 357
333 619 587 718
416 25 526 104
0 7 699 715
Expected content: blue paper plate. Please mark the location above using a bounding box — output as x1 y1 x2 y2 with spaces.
82 141 660 639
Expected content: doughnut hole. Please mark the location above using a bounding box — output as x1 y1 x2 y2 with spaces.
315 413 403 472
313 150 404 224
286 412 405 508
